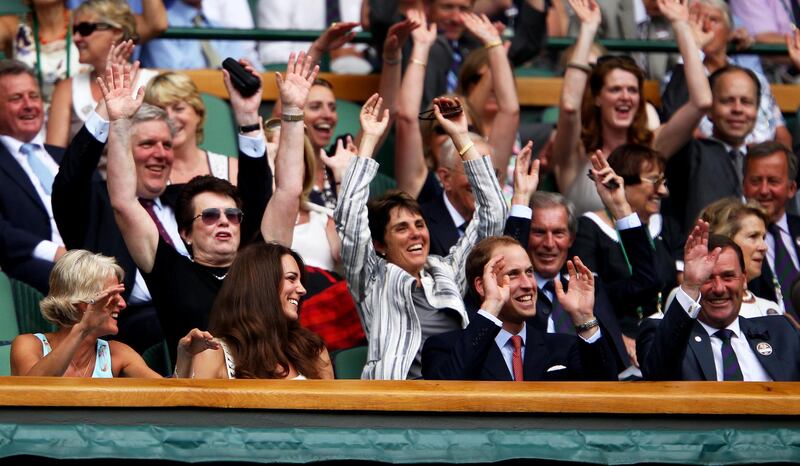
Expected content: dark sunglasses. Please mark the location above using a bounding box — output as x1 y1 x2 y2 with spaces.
192 207 243 225
72 22 116 37
418 104 463 121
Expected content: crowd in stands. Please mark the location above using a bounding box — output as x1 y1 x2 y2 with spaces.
1 0 800 383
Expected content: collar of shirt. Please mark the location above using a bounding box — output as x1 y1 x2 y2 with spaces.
495 321 527 352
633 0 648 26
775 212 790 236
170 0 207 26
708 136 747 155
442 190 467 231
698 315 742 338
535 271 561 301
1 133 45 158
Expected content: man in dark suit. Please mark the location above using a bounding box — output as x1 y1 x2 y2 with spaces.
664 65 760 235
519 192 629 368
0 60 66 293
422 236 619 381
638 226 800 381
743 141 800 320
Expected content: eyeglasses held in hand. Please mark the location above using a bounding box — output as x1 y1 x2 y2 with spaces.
192 208 244 225
418 104 463 121
72 22 116 37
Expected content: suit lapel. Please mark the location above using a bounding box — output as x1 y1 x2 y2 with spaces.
484 341 513 381
741 318 783 381
0 143 47 213
523 326 549 380
688 323 718 380
785 214 800 265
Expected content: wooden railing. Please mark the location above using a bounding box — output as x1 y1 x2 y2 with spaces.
181 70 800 113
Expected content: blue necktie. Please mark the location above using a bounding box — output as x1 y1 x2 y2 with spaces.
20 143 54 195
446 41 462 93
713 329 744 381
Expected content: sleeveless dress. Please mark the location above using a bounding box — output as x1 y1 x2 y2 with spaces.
13 20 85 105
33 333 113 378
217 339 307 380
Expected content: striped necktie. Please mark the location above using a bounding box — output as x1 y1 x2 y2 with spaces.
446 41 462 93
768 223 799 316
139 198 175 248
713 329 744 381
193 14 221 68
544 280 574 335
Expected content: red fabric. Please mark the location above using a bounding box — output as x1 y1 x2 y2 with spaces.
299 266 366 352
511 335 524 382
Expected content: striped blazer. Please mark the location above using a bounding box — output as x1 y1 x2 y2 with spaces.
335 156 508 380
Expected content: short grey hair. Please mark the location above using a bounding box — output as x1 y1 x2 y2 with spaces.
690 0 732 28
131 103 177 138
40 250 125 327
530 191 578 236
0 59 36 81
438 131 486 170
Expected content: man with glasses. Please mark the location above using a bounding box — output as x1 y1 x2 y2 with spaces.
0 60 65 294
638 223 800 381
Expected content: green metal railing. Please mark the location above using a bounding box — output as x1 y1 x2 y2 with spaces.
159 28 790 55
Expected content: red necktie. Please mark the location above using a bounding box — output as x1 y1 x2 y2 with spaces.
511 335 524 382
139 198 175 248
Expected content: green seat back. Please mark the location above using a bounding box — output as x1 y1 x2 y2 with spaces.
0 344 10 376
541 106 560 125
332 345 367 379
141 340 172 377
0 272 19 344
369 172 397 199
332 99 362 144
199 93 238 157
0 0 28 15
10 278 52 335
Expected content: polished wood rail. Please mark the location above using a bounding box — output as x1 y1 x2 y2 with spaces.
180 70 800 113
0 377 798 415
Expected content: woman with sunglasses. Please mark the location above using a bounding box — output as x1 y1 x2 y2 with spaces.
570 145 683 368
11 249 217 378
46 0 163 147
103 51 316 360
553 0 711 216
142 71 238 186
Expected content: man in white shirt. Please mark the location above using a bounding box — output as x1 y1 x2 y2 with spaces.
638 222 800 381
0 60 65 293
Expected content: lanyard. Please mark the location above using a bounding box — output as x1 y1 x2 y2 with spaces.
32 11 72 92
605 209 663 317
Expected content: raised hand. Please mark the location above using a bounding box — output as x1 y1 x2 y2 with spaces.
359 93 390 139
688 5 713 49
567 0 601 29
320 136 358 183
432 96 469 138
787 29 800 69
76 283 126 334
589 150 632 219
658 0 689 24
312 21 359 54
682 220 722 293
275 51 319 112
479 255 510 317
554 256 596 325
107 39 135 68
384 19 417 59
223 58 264 124
96 61 145 121
461 12 501 46
177 328 220 356
407 9 437 47
511 141 540 206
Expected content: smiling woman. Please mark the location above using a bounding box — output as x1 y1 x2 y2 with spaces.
9 250 216 378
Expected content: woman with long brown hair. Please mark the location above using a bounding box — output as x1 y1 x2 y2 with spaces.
190 241 333 379
553 0 711 215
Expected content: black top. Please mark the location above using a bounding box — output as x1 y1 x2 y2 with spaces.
143 237 228 363
569 214 682 336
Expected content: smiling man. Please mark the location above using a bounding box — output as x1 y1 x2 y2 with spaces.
664 65 761 235
743 141 800 318
422 236 618 381
637 223 800 381
0 60 65 293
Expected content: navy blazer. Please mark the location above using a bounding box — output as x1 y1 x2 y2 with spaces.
0 139 64 289
637 298 800 381
748 213 800 320
422 313 619 381
420 193 460 258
